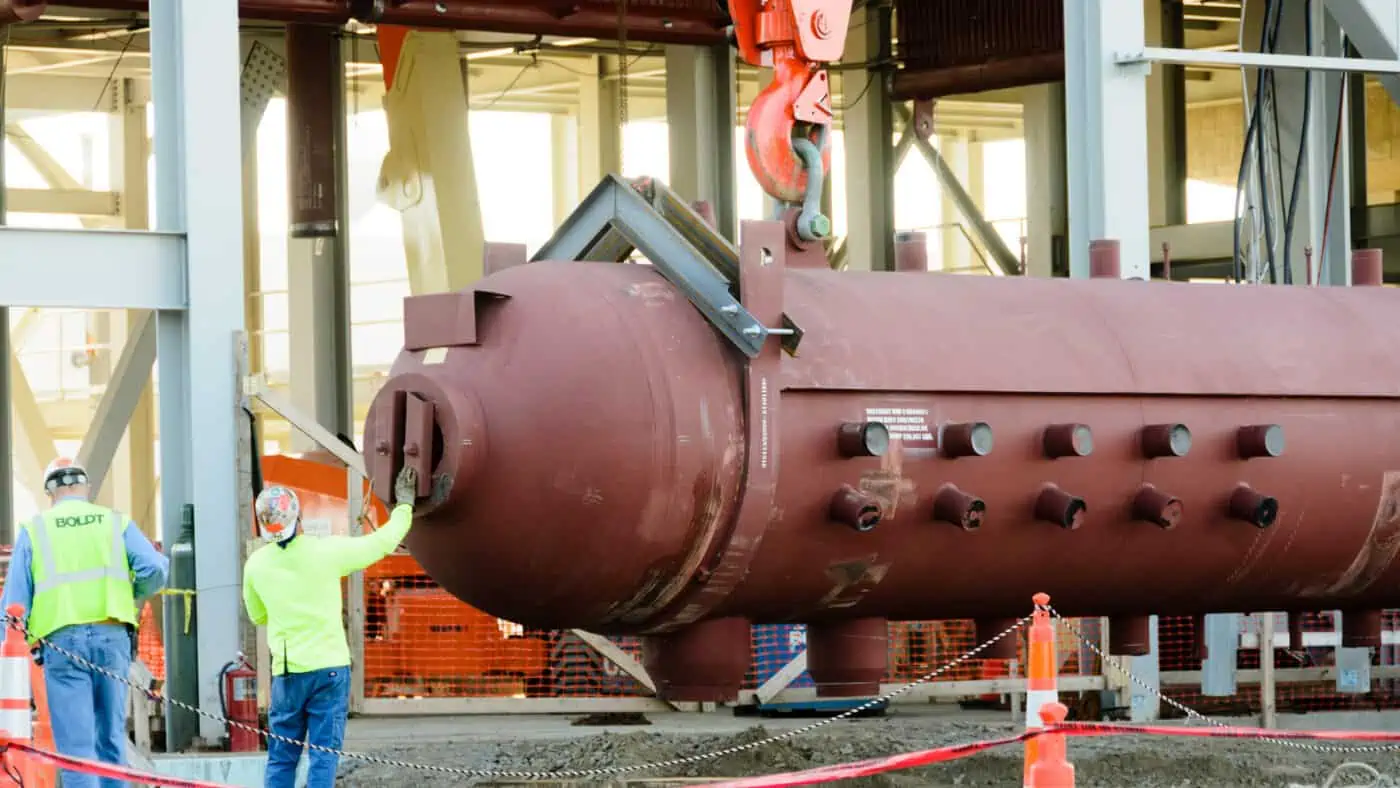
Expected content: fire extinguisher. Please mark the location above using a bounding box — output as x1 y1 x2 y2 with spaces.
220 655 261 752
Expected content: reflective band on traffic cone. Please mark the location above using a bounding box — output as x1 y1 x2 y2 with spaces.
1023 593 1056 788
0 603 32 744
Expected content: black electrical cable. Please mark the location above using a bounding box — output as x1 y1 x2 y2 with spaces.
1233 0 1277 283
217 660 238 721
1282 0 1314 285
1255 0 1282 284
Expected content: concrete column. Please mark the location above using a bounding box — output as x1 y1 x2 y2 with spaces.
1023 83 1068 277
1064 0 1152 278
1145 0 1187 228
665 44 738 240
578 56 622 191
551 113 580 225
939 134 972 271
842 2 896 272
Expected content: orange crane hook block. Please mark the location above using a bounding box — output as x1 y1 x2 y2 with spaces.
729 0 852 237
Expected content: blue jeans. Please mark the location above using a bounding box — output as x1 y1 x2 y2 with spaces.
41 623 132 788
266 666 350 788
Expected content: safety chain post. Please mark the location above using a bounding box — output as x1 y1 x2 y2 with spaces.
1 609 1028 780
1024 593 1058 785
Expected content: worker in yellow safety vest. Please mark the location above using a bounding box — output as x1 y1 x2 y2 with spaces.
243 465 419 788
0 456 170 788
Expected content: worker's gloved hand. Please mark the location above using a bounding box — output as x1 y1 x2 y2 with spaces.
394 466 419 506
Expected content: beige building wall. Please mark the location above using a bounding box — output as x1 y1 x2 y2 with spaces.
1186 80 1399 205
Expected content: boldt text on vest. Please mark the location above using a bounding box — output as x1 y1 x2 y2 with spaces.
53 513 104 528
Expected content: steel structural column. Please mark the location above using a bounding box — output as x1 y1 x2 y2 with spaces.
1064 0 1152 278
0 69 11 543
938 134 973 271
1022 83 1067 277
1146 0 1187 228
150 0 248 744
552 114 580 225
1324 0 1400 104
578 55 623 191
1311 6 1355 285
1246 0 1354 285
665 44 738 241
286 27 352 444
842 3 896 272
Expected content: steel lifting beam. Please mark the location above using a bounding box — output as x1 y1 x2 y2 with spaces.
531 174 780 359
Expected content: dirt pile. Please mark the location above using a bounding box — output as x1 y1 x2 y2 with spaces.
337 716 1400 787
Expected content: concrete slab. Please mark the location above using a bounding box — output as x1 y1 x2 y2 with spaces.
148 752 307 788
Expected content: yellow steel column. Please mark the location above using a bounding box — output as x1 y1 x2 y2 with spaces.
377 27 485 293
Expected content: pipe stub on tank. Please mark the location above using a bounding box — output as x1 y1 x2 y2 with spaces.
830 485 883 532
932 484 985 531
1228 484 1278 529
837 421 890 458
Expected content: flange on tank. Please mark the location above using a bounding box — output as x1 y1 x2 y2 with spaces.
364 175 1400 703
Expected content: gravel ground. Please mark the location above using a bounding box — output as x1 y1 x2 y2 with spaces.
335 712 1400 787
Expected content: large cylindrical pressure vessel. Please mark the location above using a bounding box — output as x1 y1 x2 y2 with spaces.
363 260 1400 636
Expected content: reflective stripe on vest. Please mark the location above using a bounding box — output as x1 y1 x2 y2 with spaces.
28 509 128 595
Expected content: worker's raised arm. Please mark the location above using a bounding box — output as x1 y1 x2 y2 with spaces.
321 467 419 576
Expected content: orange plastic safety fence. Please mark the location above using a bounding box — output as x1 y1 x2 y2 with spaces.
1158 611 1400 718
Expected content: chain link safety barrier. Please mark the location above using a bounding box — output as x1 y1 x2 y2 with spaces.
2 612 1032 780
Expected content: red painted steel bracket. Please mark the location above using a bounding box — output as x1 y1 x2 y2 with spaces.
401 288 511 351
645 219 788 633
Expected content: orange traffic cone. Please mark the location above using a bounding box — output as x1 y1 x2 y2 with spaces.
26 660 56 787
1026 702 1075 787
1023 593 1059 787
0 604 34 782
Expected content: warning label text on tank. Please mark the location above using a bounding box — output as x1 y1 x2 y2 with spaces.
864 407 935 443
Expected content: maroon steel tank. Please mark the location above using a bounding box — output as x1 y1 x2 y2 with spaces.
362 191 1400 701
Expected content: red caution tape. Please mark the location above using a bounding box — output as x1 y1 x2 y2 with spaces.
693 729 1038 788
2 739 236 788
688 720 1400 788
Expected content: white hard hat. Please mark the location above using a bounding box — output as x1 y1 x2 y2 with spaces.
254 485 301 544
43 457 88 494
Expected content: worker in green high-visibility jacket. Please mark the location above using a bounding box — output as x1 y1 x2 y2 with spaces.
1 456 169 788
243 466 419 788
